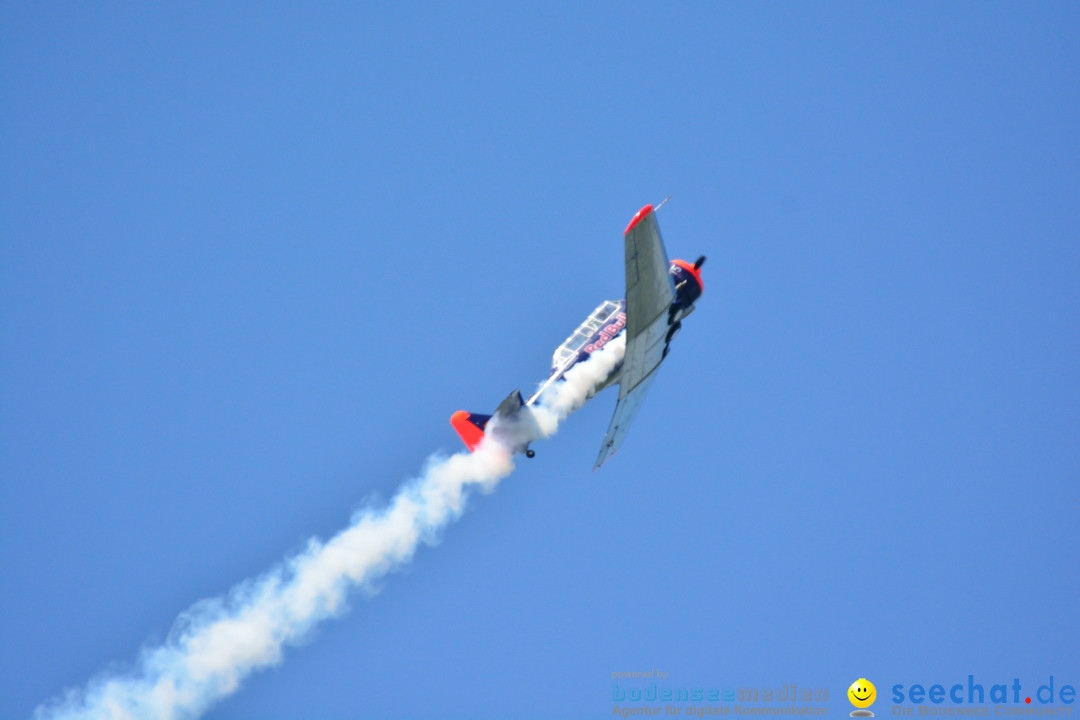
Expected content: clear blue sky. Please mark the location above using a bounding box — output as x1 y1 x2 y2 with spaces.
2 3 1077 719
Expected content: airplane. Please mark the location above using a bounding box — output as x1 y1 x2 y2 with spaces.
451 202 705 469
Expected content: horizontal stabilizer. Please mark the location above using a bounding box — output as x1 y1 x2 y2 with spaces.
494 389 525 418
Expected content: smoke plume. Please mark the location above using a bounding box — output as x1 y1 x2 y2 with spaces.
35 336 626 720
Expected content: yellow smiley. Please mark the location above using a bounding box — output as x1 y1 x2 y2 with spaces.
848 678 876 708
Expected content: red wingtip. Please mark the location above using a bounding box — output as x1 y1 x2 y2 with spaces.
672 258 704 295
451 410 485 452
624 204 654 235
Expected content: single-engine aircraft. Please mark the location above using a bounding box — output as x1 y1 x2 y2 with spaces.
451 202 705 469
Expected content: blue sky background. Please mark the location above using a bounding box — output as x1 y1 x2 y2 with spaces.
2 3 1077 719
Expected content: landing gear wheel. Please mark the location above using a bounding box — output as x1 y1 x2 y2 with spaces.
525 449 536 459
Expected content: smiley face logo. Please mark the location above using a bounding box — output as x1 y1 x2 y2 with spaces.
848 678 876 709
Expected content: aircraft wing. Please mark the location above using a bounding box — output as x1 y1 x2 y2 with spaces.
592 372 657 469
593 205 676 469
624 205 676 344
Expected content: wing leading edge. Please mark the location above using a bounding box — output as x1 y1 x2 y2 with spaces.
593 204 676 469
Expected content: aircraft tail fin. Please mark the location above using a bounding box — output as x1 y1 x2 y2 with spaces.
450 410 491 451
450 390 526 452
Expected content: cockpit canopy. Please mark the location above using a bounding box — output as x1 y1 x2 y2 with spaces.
551 300 622 370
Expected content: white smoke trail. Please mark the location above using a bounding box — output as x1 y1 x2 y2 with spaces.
34 336 626 720
532 334 625 438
